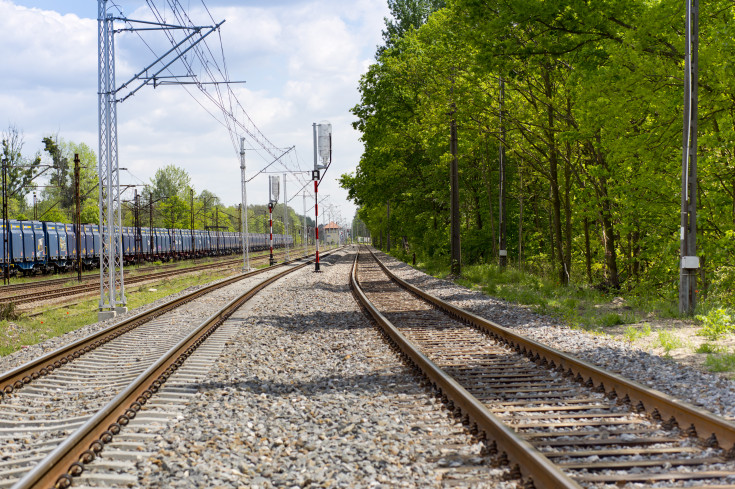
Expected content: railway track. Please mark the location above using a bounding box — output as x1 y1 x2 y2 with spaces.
0 249 336 489
0 247 294 295
351 246 735 489
0 247 308 307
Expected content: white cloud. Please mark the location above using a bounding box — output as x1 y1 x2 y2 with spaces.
0 0 390 224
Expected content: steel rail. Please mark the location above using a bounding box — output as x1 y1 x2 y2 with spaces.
366 246 735 452
0 248 299 303
11 249 331 489
0 251 315 398
350 250 582 489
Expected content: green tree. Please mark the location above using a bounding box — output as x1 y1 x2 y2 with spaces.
150 165 192 202
2 125 41 201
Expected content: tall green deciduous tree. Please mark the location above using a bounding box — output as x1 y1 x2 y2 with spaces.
345 0 735 306
2 125 40 201
40 137 98 223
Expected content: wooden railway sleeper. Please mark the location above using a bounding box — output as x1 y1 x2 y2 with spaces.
354 249 581 489
364 247 735 460
31 253 334 489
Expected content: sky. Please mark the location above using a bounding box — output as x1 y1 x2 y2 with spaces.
0 0 390 226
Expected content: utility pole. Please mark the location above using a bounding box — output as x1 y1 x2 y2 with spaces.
133 189 141 265
74 154 82 282
240 137 250 270
450 96 461 276
386 200 391 252
149 191 154 256
283 172 289 260
519 164 524 272
303 192 307 257
680 0 699 315
33 192 37 220
190 188 195 258
2 158 8 285
499 76 507 269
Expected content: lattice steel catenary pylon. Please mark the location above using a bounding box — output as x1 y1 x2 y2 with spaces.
98 0 125 319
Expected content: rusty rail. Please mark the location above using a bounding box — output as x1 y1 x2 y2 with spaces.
366 246 735 452
350 250 582 489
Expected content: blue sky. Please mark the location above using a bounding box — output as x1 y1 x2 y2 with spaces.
0 0 389 224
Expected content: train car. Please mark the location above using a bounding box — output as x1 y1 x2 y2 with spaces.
31 222 46 270
16 221 36 274
160 228 171 258
0 221 6 271
141 227 151 258
193 230 202 257
202 230 211 256
82 224 94 268
0 220 294 278
8 220 23 273
65 223 77 268
43 222 67 272
168 229 179 259
58 223 69 270
121 227 132 263
91 225 101 263
180 229 191 257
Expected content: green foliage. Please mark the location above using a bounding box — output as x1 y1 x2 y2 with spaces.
2 125 41 199
696 308 735 340
656 330 683 356
695 342 725 354
623 324 652 343
0 302 19 321
150 165 192 202
704 352 735 373
344 0 735 310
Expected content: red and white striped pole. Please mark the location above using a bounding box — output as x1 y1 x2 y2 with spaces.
268 203 275 265
314 178 320 272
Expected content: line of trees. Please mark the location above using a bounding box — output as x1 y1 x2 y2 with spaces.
1 127 315 239
342 0 735 304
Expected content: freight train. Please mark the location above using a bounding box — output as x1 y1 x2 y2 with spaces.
0 220 293 276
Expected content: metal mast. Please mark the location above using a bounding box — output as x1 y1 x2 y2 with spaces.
98 0 126 320
240 137 250 270
283 173 288 261
95 2 222 320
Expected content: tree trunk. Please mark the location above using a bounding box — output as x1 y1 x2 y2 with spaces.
543 67 566 284
563 142 573 284
600 194 620 289
483 140 497 256
584 216 592 283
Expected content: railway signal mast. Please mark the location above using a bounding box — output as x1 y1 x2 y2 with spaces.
96 0 222 320
312 121 331 272
268 176 279 266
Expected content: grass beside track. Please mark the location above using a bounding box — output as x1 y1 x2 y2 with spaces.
0 245 327 358
0 268 236 357
389 249 735 377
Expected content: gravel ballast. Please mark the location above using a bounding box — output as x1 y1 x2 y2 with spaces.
94 248 514 488
375 250 735 420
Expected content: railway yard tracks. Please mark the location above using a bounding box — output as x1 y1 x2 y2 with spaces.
0 248 307 308
0 251 330 488
351 246 735 488
3 245 735 488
